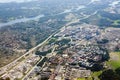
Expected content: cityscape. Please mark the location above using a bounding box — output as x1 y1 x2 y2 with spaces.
0 0 120 80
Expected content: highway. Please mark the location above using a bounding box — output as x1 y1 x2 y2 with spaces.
0 30 57 76
0 9 97 69
22 56 45 80
0 10 97 78
22 44 57 80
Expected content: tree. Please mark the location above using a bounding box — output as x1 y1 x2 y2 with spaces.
91 63 103 71
99 69 120 80
115 67 120 76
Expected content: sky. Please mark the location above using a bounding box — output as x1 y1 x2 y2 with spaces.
0 0 35 3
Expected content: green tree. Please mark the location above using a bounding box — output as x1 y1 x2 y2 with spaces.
99 69 120 80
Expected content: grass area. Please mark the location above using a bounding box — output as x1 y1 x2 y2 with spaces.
77 78 85 80
92 71 102 77
18 57 25 62
107 60 120 69
106 52 120 70
87 77 93 80
113 20 120 25
48 37 57 44
91 71 102 80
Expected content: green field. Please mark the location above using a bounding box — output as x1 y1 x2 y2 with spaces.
113 20 120 25
77 78 85 80
91 71 102 80
106 52 120 70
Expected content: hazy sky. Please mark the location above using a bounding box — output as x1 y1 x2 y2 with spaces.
0 0 34 3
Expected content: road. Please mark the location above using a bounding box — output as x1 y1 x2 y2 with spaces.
0 10 97 78
22 56 44 80
0 30 57 75
0 6 97 69
22 44 57 80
